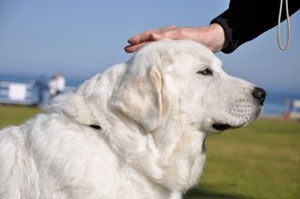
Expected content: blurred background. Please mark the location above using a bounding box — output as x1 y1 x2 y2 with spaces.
0 1 299 199
0 0 300 115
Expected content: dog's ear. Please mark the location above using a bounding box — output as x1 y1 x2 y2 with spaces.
110 54 171 132
48 94 98 127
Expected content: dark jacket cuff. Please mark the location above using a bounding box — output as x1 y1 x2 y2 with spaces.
210 11 236 54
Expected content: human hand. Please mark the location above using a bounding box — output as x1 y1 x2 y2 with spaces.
124 23 228 53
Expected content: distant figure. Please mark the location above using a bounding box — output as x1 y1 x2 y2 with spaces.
48 73 66 99
48 76 57 99
56 73 66 95
34 75 49 106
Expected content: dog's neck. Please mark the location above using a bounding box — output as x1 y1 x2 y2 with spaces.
108 112 207 193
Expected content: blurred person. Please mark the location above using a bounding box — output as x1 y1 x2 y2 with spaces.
34 75 49 106
125 0 300 54
48 76 57 99
56 73 66 95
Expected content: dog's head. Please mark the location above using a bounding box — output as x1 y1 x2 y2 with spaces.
110 40 265 134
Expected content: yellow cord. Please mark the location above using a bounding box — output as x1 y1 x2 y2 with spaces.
277 0 290 50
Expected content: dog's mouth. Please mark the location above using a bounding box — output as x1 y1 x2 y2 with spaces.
212 123 242 131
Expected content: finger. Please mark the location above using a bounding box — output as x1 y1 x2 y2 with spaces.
128 29 160 45
124 42 150 53
124 43 147 53
128 33 150 45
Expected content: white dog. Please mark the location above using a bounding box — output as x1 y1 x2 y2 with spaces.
0 40 265 199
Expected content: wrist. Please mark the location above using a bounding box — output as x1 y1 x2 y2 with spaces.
208 23 228 52
188 24 228 52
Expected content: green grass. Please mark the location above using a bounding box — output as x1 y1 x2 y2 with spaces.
185 119 300 199
0 105 42 129
0 105 299 199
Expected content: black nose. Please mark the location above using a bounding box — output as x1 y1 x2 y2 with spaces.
252 87 266 105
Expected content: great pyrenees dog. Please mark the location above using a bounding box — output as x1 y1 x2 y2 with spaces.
0 40 265 199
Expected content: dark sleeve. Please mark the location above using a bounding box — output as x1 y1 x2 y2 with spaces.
211 0 300 53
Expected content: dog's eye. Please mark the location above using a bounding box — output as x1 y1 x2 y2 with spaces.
197 68 213 76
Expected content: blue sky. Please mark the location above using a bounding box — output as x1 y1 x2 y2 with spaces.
0 0 299 93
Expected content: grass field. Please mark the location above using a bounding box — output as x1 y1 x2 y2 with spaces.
0 105 299 199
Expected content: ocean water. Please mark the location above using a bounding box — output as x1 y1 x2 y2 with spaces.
0 73 84 87
263 92 300 115
0 73 299 116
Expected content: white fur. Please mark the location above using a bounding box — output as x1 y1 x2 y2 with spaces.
0 40 263 199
